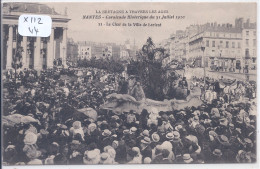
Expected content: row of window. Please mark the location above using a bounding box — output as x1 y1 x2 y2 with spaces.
79 48 91 51
245 39 256 46
206 40 241 48
246 30 257 36
206 32 242 38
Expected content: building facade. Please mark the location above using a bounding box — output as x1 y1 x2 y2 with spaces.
189 23 242 72
2 3 70 70
242 19 257 71
77 40 137 61
162 18 256 73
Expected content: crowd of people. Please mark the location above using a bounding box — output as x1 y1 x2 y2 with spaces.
2 67 257 165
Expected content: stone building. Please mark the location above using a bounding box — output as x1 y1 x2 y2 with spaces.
2 3 70 70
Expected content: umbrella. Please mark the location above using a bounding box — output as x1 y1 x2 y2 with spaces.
3 114 38 127
77 107 98 122
21 116 38 123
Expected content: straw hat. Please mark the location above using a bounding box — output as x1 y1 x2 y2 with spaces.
151 133 160 142
183 154 193 163
141 137 151 144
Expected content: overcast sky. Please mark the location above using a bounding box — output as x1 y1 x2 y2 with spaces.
47 2 256 47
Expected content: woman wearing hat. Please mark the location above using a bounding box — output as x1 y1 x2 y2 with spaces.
83 149 101 165
23 132 42 162
69 121 85 141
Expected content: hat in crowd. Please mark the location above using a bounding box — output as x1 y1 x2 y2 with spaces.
229 123 234 128
45 155 55 165
100 153 109 161
102 129 112 137
144 157 152 164
193 110 201 116
141 137 151 144
130 127 137 134
219 117 228 126
161 114 169 121
71 140 80 145
195 124 205 135
26 150 42 159
112 140 119 148
24 132 38 145
211 108 220 118
25 126 38 135
104 145 113 152
185 135 198 144
177 111 186 116
40 129 49 135
213 149 222 157
52 142 59 147
72 121 82 129
151 133 160 142
172 131 181 142
161 141 173 150
5 145 15 152
155 145 163 153
209 130 218 139
193 115 199 121
175 124 183 131
166 132 174 140
142 130 150 137
123 129 130 134
111 115 119 120
236 150 252 163
183 154 193 163
217 135 230 146
204 119 212 124
132 147 140 154
244 138 253 148
88 123 97 132
57 123 68 129
84 149 100 160
107 148 116 159
27 159 43 165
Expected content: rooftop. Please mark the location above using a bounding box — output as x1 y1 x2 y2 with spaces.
3 2 61 15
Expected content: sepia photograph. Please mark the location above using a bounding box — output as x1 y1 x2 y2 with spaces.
1 1 258 166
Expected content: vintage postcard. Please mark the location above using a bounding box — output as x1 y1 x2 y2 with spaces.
1 0 258 167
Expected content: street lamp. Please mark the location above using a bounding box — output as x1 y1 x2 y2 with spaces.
201 46 206 96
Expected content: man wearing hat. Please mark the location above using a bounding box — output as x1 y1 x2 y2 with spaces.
209 149 223 163
140 137 152 161
151 133 160 148
98 129 112 150
170 131 183 156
